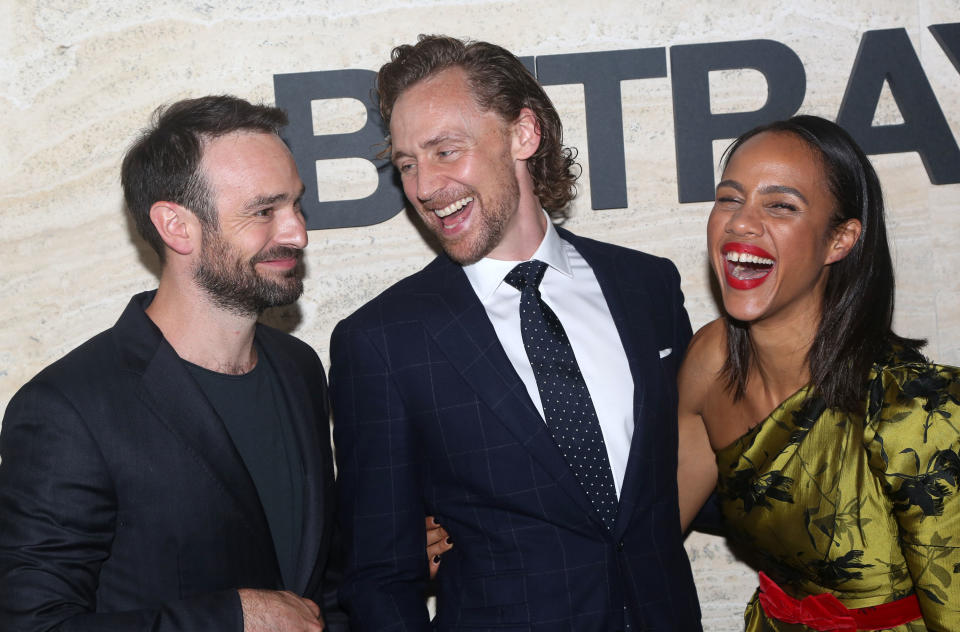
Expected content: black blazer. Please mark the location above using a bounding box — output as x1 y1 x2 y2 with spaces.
331 229 701 631
0 291 343 631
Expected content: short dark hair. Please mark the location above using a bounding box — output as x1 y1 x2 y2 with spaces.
120 95 288 261
376 35 578 218
719 115 924 412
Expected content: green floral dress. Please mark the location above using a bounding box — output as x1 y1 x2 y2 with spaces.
716 351 960 631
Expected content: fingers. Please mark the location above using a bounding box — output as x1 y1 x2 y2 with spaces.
282 592 322 629
425 516 453 580
425 515 449 546
427 532 452 558
429 551 442 579
301 596 321 619
239 588 325 631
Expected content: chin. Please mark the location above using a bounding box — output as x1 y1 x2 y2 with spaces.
442 243 484 266
720 295 768 325
438 229 497 265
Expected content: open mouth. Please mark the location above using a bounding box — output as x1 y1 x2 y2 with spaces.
722 243 775 290
431 196 474 229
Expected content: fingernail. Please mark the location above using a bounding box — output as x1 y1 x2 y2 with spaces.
432 555 441 564
445 537 452 545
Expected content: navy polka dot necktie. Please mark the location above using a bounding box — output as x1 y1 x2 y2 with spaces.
504 260 619 530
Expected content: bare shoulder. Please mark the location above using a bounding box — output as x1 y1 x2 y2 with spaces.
677 318 730 448
679 319 726 389
677 320 727 530
677 319 726 420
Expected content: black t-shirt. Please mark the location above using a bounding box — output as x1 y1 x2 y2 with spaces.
185 347 304 588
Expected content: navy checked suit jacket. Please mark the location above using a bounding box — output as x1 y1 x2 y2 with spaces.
0 291 345 632
330 229 701 631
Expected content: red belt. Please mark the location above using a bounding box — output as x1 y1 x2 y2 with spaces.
758 571 923 631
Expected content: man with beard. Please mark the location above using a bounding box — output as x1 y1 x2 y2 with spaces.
0 95 345 632
330 36 702 631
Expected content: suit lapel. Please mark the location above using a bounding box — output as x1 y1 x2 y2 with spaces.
116 294 278 569
138 345 277 546
256 329 326 594
419 257 603 528
560 231 666 537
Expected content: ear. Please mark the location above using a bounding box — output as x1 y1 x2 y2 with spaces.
511 107 541 161
149 201 200 256
824 218 862 265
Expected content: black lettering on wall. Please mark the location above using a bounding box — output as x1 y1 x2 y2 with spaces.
274 69 404 230
536 48 667 210
837 28 960 185
930 23 960 74
670 40 806 203
275 26 959 230
837 29 960 184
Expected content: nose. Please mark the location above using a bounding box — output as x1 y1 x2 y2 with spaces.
415 162 444 204
725 201 763 237
277 205 308 249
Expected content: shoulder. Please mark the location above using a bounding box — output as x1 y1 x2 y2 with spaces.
685 319 726 370
23 326 126 402
28 291 167 393
678 319 727 409
866 352 960 424
4 293 167 432
863 352 960 483
558 227 684 304
3 325 129 454
560 226 679 270
334 255 455 332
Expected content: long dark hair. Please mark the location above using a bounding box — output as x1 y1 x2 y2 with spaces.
719 115 924 412
376 34 579 219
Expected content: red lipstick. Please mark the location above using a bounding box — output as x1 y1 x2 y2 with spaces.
720 242 775 290
722 243 774 259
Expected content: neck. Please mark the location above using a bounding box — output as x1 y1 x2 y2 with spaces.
748 322 813 403
487 199 548 262
743 288 825 403
146 275 259 375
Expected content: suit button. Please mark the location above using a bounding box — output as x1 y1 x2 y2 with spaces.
616 540 624 551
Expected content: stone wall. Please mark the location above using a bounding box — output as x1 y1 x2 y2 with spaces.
3 2 959 628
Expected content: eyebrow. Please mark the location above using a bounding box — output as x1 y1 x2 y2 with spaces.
716 179 744 193
715 180 808 204
759 184 808 204
243 185 306 210
392 133 461 163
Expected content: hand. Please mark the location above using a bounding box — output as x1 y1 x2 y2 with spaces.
239 588 325 631
426 515 452 579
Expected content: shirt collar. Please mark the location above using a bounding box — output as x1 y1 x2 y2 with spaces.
463 211 572 301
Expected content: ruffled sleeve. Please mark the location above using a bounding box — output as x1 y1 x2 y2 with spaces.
863 358 960 629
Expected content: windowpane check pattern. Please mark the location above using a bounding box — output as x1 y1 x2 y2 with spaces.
504 260 618 530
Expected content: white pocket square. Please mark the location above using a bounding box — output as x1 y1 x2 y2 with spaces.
658 347 672 359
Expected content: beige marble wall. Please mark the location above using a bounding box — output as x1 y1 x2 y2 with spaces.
2 1 959 628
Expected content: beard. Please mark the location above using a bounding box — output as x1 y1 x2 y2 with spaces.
193 228 305 317
428 154 521 266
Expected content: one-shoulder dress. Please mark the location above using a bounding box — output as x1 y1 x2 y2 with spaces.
716 350 960 631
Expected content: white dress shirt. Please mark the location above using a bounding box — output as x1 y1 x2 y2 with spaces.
463 218 635 496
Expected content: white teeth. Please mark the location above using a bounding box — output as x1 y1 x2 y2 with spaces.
725 251 774 265
434 196 474 218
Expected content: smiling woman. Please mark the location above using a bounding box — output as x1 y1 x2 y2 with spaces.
707 129 862 345
677 115 960 631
